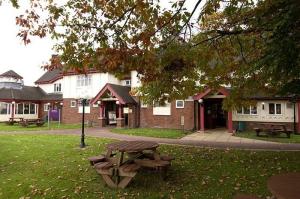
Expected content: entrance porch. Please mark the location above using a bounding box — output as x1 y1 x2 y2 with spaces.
91 83 138 128
194 88 233 133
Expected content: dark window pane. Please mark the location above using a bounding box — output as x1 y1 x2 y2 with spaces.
269 103 275 114
17 104 23 114
24 104 29 114
30 104 35 114
251 106 257 114
244 107 250 114
276 104 281 114
0 103 8 114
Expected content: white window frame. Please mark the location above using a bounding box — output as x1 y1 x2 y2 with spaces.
76 75 92 87
269 103 282 115
0 102 11 115
125 80 131 86
44 104 50 111
70 100 77 108
54 83 62 92
175 100 185 109
236 105 257 115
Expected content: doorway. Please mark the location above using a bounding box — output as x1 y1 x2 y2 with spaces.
204 98 227 129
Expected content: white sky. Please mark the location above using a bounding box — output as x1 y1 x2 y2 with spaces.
0 0 201 86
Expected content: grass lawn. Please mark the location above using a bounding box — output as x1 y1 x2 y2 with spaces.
236 131 300 143
1 135 300 199
0 122 84 132
111 128 189 139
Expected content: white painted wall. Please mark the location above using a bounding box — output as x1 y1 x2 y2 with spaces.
38 79 63 93
131 71 141 88
233 100 298 123
62 73 122 99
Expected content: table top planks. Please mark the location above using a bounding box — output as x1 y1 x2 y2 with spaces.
106 141 159 152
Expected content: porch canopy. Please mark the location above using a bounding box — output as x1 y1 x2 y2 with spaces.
193 87 233 133
91 83 136 105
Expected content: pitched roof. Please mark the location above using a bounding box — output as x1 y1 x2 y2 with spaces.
35 69 62 84
0 86 62 101
0 70 23 79
91 83 136 104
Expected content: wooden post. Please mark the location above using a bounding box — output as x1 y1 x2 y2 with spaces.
200 104 205 131
99 104 103 118
297 102 300 134
118 104 123 119
228 111 233 133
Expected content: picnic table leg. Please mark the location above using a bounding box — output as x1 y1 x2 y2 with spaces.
115 152 124 185
101 174 118 188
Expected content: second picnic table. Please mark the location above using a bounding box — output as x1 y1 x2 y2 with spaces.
254 123 293 138
89 140 174 188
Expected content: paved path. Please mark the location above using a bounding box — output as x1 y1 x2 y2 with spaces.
181 129 271 144
1 128 300 151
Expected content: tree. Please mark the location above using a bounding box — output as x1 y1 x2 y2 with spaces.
10 0 300 107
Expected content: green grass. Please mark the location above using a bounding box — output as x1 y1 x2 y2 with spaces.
0 122 83 132
1 134 300 199
236 131 300 143
111 128 188 139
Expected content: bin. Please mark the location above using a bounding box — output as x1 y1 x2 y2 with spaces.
237 121 246 132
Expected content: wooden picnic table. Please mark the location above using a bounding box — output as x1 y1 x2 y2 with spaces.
6 117 24 125
89 140 174 188
254 123 292 138
267 173 300 199
20 118 45 127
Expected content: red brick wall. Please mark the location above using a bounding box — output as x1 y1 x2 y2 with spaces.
62 99 99 125
140 101 195 130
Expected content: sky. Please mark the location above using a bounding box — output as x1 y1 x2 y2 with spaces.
0 0 201 86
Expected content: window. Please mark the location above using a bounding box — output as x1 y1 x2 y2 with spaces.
30 104 36 114
54 83 61 92
269 103 282 115
0 103 10 115
176 100 184 108
16 103 23 114
16 103 37 114
24 104 29 114
250 106 257 114
44 104 50 111
70 100 77 107
236 106 257 115
76 75 92 87
125 80 131 86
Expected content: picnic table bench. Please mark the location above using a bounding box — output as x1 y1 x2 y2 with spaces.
88 140 174 189
19 118 45 127
254 123 293 138
6 117 24 125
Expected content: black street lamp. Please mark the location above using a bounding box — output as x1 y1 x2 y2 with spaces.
80 98 87 148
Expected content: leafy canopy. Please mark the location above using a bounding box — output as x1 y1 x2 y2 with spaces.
9 0 300 108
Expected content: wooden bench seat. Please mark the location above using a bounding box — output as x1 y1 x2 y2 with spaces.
88 155 106 166
254 126 292 138
134 159 171 168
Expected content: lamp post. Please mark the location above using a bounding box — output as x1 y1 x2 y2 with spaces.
80 98 88 148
